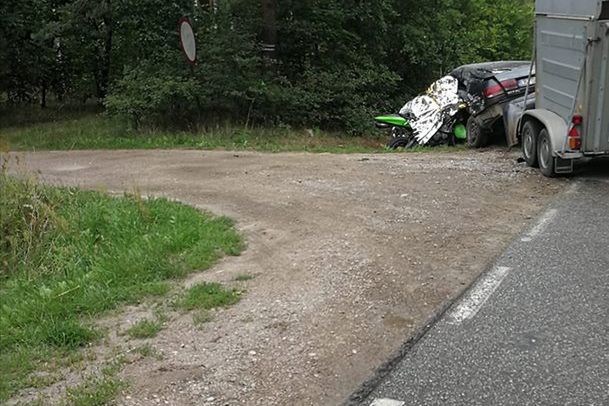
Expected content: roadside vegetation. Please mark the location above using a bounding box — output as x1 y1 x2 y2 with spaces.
0 111 474 154
63 356 127 406
176 283 241 311
125 319 164 339
0 113 387 153
0 158 244 402
2 1 533 135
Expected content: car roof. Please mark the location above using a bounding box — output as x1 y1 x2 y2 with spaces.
494 65 534 81
451 61 532 81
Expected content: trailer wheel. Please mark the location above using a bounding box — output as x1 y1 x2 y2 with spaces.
537 129 556 177
521 120 540 167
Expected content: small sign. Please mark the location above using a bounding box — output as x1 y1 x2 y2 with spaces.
178 17 196 64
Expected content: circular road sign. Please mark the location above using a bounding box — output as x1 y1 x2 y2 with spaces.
178 17 196 64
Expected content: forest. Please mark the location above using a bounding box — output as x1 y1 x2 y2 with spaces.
0 0 534 133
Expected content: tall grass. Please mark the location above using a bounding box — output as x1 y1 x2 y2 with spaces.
0 158 243 401
0 113 388 153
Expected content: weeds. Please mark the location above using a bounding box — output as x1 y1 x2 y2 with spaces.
176 283 241 311
64 376 126 406
0 160 243 401
125 319 163 339
61 352 127 405
0 114 390 153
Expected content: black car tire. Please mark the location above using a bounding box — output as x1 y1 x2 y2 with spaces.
521 120 540 167
537 129 556 177
388 135 416 150
466 116 488 148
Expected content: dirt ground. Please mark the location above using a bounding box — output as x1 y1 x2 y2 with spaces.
15 149 565 405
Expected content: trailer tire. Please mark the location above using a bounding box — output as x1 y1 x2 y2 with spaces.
537 129 556 177
521 120 540 167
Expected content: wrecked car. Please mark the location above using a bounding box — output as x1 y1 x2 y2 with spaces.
376 61 535 149
452 61 536 147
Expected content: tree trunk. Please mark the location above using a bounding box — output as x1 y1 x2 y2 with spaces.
261 0 277 64
40 83 47 109
94 0 113 101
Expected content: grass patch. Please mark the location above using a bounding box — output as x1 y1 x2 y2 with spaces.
64 375 126 406
64 353 127 406
176 283 241 311
235 273 254 281
0 164 243 401
125 319 163 339
0 113 394 153
63 354 127 406
0 112 473 154
26 372 62 389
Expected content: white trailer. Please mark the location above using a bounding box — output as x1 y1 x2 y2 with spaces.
519 0 609 176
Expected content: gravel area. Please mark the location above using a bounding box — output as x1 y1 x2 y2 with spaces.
13 149 565 405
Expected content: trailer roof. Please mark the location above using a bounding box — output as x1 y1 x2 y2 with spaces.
536 0 602 18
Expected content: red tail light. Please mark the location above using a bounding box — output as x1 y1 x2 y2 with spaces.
568 115 583 150
483 79 518 98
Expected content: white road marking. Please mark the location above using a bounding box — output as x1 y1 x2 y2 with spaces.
370 399 405 406
521 209 558 242
448 266 512 324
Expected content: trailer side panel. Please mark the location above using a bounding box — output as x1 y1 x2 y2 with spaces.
536 16 588 123
536 0 601 19
585 21 609 153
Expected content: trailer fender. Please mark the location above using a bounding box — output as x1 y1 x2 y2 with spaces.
520 109 568 155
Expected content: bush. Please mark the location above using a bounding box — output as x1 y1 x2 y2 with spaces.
261 65 399 133
105 68 201 129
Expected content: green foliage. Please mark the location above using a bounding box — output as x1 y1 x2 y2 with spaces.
0 166 243 401
1 0 535 132
105 68 201 129
0 0 61 104
383 0 534 92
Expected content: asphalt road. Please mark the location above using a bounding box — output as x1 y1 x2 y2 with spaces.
362 168 609 406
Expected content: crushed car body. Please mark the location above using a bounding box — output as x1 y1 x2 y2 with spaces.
376 61 536 149
399 75 464 145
